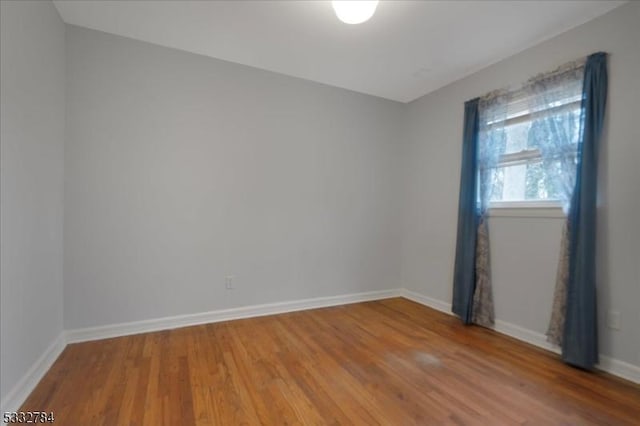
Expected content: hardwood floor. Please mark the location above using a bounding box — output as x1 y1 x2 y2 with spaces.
21 298 640 425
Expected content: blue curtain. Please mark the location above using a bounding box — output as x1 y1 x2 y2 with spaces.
452 99 479 324
563 52 608 369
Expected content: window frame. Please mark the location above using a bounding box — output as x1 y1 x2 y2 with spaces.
485 96 582 211
489 199 565 218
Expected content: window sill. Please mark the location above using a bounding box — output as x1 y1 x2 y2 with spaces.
489 201 565 219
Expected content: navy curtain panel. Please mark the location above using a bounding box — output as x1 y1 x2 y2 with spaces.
563 52 608 369
452 98 480 324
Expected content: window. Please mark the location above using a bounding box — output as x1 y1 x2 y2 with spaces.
478 64 585 208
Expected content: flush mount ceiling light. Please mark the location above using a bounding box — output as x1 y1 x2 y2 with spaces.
332 1 379 25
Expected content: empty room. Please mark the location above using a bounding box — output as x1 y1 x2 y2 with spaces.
2 0 640 424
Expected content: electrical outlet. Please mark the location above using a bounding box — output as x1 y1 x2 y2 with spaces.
607 311 621 330
225 276 235 290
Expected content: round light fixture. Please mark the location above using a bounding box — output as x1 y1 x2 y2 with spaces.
332 1 379 25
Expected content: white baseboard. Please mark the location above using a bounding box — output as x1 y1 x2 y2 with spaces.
493 319 561 354
598 355 640 384
4 286 637 415
400 288 640 384
493 320 640 382
401 288 452 314
0 333 66 413
5 289 400 411
66 289 401 344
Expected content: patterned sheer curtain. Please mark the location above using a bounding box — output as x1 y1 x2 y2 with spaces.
522 60 586 345
526 60 586 213
471 92 509 327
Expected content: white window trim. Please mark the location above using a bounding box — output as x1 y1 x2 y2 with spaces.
489 200 565 219
498 148 541 167
487 98 582 129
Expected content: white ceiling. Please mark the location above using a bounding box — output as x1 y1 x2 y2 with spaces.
53 1 624 103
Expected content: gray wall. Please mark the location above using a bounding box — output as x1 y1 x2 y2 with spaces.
3 2 638 405
0 1 66 403
64 26 405 329
400 2 640 366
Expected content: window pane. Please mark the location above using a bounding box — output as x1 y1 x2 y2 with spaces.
502 163 527 200
491 157 576 202
525 161 547 200
503 121 531 155
481 72 584 206
487 106 581 203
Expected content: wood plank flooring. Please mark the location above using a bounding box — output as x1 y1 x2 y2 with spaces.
21 298 640 425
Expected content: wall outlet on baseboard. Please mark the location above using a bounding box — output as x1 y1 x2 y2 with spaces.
225 276 235 290
607 311 621 330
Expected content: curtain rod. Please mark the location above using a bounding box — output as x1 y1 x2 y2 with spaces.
472 55 590 104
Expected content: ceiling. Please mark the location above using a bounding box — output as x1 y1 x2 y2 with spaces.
53 1 624 103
